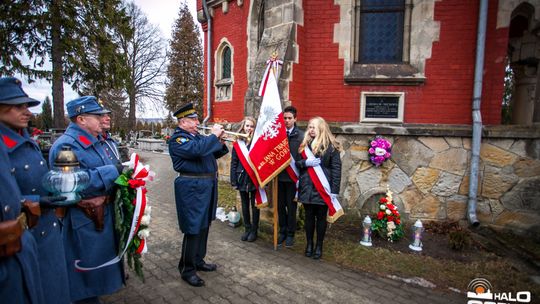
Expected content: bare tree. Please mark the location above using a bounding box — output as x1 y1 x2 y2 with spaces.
120 2 167 130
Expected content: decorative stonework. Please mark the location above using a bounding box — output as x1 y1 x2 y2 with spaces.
217 124 540 234
334 0 440 76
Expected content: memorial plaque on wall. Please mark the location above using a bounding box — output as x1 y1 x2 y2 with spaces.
364 96 400 119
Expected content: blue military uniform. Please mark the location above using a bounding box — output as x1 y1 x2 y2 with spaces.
100 131 120 164
168 103 228 286
48 96 123 302
0 140 45 304
0 123 71 304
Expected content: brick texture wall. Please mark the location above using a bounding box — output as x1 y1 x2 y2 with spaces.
201 0 508 125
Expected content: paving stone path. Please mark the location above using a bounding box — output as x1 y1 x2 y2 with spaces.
103 150 464 304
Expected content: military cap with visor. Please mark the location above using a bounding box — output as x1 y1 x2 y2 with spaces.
66 96 112 118
0 77 40 107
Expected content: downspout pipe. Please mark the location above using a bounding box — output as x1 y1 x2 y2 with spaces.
467 0 488 227
202 0 212 126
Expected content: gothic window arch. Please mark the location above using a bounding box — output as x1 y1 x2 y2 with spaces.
215 40 233 101
506 2 539 125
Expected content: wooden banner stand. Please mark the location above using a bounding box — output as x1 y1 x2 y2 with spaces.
272 178 278 250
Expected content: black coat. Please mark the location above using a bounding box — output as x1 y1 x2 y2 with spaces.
278 125 304 182
296 144 341 205
230 141 256 192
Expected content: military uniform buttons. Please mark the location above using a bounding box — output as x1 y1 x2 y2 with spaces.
53 222 57 227
11 168 15 173
32 188 36 192
41 231 46 236
4 205 10 213
24 164 29 170
40 161 44 165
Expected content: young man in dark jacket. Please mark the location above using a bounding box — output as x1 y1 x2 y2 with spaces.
277 106 304 247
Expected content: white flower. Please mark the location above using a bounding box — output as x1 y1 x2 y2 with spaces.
380 204 386 210
138 229 150 239
141 215 151 226
375 147 386 156
387 221 396 229
144 206 152 216
385 209 392 215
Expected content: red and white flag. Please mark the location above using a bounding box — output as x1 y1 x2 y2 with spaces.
248 59 291 187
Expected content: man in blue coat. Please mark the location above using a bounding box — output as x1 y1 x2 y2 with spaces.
0 140 44 304
49 96 124 303
0 77 70 303
168 103 228 287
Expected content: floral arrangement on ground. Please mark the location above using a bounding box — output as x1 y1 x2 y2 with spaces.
371 188 404 242
114 153 154 282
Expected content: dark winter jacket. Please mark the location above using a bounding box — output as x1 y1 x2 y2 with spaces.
296 144 341 205
230 141 256 192
278 125 304 182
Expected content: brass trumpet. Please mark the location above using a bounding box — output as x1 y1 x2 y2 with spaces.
197 126 252 142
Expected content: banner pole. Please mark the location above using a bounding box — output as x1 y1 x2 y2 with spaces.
273 178 278 250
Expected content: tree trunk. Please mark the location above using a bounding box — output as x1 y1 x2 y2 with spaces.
128 91 136 130
51 0 65 129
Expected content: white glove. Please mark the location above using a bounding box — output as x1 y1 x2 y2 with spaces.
305 158 321 167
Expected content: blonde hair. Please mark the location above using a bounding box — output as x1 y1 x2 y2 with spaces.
237 116 256 134
300 116 341 155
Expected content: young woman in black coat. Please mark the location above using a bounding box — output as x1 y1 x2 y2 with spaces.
230 117 260 242
296 117 342 259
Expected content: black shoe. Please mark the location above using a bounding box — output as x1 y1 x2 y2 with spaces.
182 274 205 287
277 233 286 245
285 236 295 248
305 243 314 257
247 231 257 242
313 245 322 259
241 231 250 241
196 263 217 272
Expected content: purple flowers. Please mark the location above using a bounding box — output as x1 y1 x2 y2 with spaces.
368 136 392 166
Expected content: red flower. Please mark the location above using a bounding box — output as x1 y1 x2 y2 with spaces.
386 203 395 211
377 211 384 220
387 216 394 222
396 219 401 225
31 128 43 137
379 197 388 203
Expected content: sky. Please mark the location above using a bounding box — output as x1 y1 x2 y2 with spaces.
19 0 199 118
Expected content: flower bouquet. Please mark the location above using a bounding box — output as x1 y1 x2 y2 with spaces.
371 188 404 242
114 153 155 281
368 136 392 166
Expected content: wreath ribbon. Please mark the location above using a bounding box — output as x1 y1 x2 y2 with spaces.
75 153 153 271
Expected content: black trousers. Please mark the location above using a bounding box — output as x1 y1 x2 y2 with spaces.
278 181 297 236
178 227 209 278
304 204 328 246
239 190 260 231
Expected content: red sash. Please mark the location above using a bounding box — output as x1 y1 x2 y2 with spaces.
300 147 344 223
233 141 268 208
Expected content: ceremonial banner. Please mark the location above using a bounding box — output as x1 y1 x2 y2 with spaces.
248 59 290 187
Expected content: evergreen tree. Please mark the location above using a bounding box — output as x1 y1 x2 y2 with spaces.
165 3 203 115
0 1 132 128
41 96 53 130
164 112 175 128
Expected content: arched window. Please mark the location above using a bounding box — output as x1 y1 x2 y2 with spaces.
506 3 539 125
222 46 231 79
215 41 233 101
